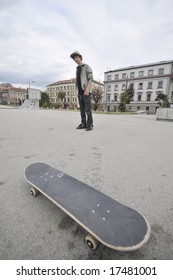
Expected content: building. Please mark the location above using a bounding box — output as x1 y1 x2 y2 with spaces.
47 79 104 110
104 60 173 114
47 78 76 109
0 84 27 106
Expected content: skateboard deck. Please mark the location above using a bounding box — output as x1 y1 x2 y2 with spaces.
24 162 151 251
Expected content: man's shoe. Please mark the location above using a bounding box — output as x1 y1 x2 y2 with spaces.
85 125 93 131
76 123 86 129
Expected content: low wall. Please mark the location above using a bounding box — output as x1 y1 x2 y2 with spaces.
156 108 173 121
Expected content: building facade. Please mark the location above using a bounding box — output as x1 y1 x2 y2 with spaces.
104 60 173 114
47 79 104 110
0 84 27 106
47 79 76 109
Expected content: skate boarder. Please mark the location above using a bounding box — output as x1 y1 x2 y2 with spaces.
70 51 94 131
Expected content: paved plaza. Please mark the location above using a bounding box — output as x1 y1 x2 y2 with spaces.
0 108 173 259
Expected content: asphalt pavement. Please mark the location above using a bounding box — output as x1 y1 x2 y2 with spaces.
0 107 173 259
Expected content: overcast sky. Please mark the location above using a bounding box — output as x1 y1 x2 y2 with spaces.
0 0 173 89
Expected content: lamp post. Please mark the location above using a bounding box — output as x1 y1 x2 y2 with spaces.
29 81 35 88
125 75 128 91
27 81 35 99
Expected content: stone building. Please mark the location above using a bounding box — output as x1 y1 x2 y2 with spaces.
47 79 104 110
0 84 27 106
104 60 173 114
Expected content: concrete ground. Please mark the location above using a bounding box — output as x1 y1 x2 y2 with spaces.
0 107 173 260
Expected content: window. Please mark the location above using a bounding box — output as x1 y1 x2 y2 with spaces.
107 85 111 91
138 95 142 101
130 72 135 78
158 68 164 75
108 75 112 81
158 81 163 88
148 69 153 75
147 94 151 101
122 73 126 79
138 83 143 90
139 71 144 77
122 84 126 90
115 74 119 79
107 95 110 102
148 82 153 89
114 95 118 101
114 85 118 91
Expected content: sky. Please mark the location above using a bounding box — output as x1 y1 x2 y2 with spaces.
0 0 173 90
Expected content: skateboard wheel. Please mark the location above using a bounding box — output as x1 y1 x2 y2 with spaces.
30 187 39 197
85 234 99 250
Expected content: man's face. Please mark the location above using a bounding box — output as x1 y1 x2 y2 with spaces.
73 55 82 65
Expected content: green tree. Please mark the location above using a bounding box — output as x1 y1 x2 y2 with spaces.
155 93 170 108
126 83 134 104
118 91 128 112
39 92 50 108
58 91 66 102
118 84 134 112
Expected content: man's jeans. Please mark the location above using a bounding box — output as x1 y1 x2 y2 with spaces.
78 94 93 126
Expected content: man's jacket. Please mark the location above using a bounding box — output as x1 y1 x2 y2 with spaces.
75 63 93 93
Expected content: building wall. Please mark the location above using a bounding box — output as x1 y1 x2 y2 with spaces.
47 79 77 108
104 60 173 114
47 79 104 110
0 86 27 105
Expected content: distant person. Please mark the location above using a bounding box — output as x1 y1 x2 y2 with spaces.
70 51 93 131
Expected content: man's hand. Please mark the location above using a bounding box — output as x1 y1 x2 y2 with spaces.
84 87 90 95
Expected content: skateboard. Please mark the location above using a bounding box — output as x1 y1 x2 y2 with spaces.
24 162 151 251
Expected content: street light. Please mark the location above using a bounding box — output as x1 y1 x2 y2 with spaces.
125 75 128 91
29 81 35 88
27 81 35 99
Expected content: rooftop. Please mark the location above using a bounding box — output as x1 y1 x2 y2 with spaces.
0 86 27 92
47 79 104 87
105 60 173 73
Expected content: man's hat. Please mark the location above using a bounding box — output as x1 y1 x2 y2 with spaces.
70 51 82 60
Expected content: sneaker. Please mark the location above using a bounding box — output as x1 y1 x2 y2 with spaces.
85 125 93 131
76 123 86 129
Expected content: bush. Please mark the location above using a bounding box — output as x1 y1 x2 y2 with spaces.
42 103 49 108
54 103 61 109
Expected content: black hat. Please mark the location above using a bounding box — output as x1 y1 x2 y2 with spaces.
70 51 82 60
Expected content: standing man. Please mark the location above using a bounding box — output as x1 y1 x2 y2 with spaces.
70 51 93 131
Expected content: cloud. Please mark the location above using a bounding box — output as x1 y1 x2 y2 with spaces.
0 0 173 89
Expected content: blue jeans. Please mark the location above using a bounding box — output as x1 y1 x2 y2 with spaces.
78 94 93 126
